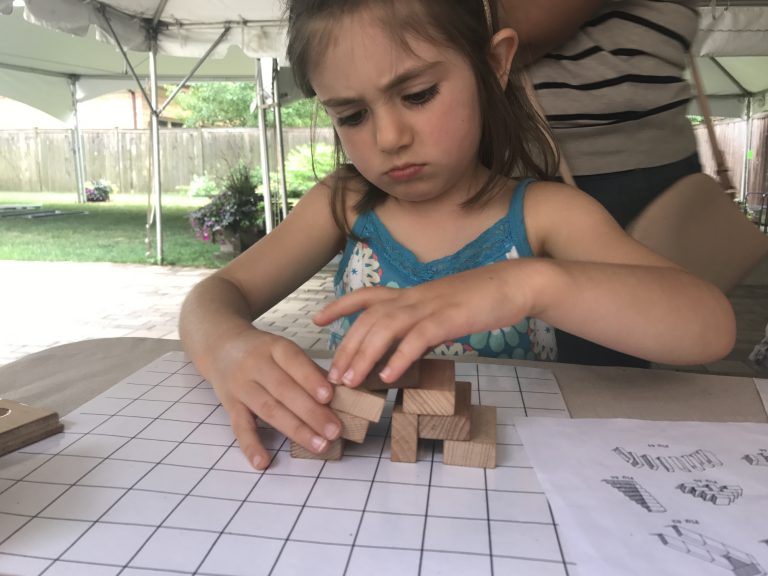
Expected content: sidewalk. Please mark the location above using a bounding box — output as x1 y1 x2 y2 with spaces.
0 259 765 377
0 260 335 367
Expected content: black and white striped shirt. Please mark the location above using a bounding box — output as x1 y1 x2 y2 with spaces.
530 0 699 175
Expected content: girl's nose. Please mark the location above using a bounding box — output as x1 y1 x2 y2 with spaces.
374 108 412 153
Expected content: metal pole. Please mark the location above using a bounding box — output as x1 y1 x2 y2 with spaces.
149 36 163 264
273 61 289 221
256 59 274 233
740 97 753 204
69 77 87 203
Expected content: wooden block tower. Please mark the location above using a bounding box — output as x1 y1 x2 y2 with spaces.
292 357 496 469
395 358 496 469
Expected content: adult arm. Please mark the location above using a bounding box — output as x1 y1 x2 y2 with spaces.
498 0 607 65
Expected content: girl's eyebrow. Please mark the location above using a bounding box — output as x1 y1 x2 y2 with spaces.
320 61 442 108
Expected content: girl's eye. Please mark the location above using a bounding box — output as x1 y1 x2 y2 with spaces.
337 110 367 127
404 84 440 106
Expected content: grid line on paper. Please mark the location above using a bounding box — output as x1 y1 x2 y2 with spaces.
190 432 289 575
548 500 573 575
417 432 437 575
0 353 574 575
264 445 331 575
340 401 394 576
43 381 227 570
0 359 224 571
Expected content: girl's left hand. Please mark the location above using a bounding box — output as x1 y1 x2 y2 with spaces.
313 262 531 387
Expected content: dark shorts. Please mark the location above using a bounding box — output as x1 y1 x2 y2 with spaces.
556 153 702 368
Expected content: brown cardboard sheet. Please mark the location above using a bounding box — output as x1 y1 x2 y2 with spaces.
0 339 765 424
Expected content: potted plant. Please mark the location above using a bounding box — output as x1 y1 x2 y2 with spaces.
189 163 265 254
84 179 113 202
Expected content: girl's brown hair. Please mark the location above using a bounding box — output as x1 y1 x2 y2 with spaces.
286 0 558 235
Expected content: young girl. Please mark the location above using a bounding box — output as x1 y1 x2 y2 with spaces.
179 0 736 469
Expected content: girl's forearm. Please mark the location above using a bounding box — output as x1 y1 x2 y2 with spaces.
179 275 259 377
509 258 736 365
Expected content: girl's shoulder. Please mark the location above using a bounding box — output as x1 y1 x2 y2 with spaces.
522 180 616 256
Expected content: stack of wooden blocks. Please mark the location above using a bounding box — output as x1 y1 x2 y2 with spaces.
291 358 496 469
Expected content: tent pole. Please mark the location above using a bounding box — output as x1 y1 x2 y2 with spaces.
741 96 753 204
273 61 289 221
256 59 274 234
69 77 86 204
149 35 163 265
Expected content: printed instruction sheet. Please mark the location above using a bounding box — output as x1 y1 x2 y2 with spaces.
516 418 768 576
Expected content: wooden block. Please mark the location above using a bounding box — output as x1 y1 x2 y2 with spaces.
403 359 456 415
0 400 63 457
290 438 344 460
418 381 471 440
443 405 496 469
333 408 370 443
361 360 420 391
390 405 418 463
330 385 387 422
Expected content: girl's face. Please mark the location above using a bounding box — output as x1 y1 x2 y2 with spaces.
310 10 486 205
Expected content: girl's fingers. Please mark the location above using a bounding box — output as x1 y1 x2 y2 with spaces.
238 377 336 455
260 362 341 442
313 286 396 326
332 304 422 387
228 402 270 470
271 338 334 404
380 319 444 382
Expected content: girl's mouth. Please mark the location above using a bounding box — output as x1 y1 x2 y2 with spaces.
386 164 425 181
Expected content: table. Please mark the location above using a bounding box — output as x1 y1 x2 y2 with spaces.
1 337 765 424
0 338 765 576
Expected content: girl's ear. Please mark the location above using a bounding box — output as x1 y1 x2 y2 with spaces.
490 28 519 89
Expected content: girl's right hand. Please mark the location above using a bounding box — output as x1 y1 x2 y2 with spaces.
207 328 341 470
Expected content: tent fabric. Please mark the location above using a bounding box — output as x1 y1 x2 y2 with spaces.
0 6 299 121
13 0 288 60
693 5 768 117
1 1 767 122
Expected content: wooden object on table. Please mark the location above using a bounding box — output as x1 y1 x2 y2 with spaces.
418 381 472 441
290 438 345 460
403 359 456 416
330 385 387 422
391 404 418 463
443 405 497 469
333 408 370 443
0 399 63 457
361 358 420 390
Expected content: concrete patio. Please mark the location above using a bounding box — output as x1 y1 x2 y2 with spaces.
0 259 766 377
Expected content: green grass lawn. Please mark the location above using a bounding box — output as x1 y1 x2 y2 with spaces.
0 191 225 267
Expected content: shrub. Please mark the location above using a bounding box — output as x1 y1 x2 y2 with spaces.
285 143 335 197
187 173 219 198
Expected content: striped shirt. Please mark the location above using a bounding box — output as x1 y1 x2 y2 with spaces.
529 0 700 175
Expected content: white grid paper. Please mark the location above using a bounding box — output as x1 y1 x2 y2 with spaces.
0 352 574 576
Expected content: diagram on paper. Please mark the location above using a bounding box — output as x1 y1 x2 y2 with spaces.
654 525 765 576
678 480 743 506
602 477 666 512
516 418 768 576
743 449 768 466
613 446 723 472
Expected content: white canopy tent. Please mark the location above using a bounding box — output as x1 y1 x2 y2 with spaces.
1 0 767 262
0 0 298 263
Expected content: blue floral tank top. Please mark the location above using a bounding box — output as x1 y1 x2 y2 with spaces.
329 179 557 361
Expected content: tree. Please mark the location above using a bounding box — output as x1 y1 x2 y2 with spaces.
172 82 331 128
